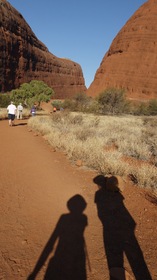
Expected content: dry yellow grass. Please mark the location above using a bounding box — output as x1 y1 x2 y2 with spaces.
1 104 156 193
27 111 157 191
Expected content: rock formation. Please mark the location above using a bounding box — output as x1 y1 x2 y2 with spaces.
0 0 86 98
87 0 157 101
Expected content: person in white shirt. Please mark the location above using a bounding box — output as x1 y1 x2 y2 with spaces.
17 103 23 119
7 101 17 126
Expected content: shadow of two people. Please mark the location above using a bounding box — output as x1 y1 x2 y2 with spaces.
27 194 88 280
27 175 152 280
93 175 152 280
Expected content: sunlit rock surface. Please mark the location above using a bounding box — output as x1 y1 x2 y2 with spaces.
87 0 157 101
0 0 86 98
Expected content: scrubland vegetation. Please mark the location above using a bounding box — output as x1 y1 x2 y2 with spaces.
1 85 157 193
27 111 157 193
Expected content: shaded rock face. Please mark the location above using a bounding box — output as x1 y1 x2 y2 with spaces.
0 0 86 98
87 0 157 101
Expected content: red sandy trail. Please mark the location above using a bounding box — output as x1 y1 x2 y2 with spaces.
0 118 157 280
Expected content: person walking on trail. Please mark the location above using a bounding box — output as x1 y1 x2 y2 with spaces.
30 105 36 117
53 107 57 113
17 103 23 119
7 101 17 126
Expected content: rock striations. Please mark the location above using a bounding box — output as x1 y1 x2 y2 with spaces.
0 0 86 98
87 0 157 101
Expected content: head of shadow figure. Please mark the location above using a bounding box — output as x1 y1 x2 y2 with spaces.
93 175 152 280
27 194 88 280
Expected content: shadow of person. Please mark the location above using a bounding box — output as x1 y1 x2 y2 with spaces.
93 175 152 280
27 194 88 280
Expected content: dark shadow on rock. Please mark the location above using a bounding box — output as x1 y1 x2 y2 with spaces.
27 194 88 280
93 175 152 280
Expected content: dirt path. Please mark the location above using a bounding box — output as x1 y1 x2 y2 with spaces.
0 119 157 280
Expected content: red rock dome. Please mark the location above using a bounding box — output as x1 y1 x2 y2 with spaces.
87 0 157 101
0 0 86 98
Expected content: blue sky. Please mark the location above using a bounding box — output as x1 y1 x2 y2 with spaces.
8 0 146 88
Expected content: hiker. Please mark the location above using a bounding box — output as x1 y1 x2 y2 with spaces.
17 103 23 119
53 107 57 113
7 101 17 126
30 105 36 117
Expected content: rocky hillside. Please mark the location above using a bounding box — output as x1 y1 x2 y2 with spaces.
87 0 157 101
0 0 86 98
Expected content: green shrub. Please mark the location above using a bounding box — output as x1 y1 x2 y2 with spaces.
62 99 76 111
97 88 129 115
133 102 149 115
148 99 157 115
0 93 11 107
131 100 157 116
62 93 92 113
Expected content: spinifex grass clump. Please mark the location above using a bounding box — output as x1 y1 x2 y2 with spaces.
28 112 157 192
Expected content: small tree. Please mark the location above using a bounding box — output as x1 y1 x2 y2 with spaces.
72 92 91 112
11 80 55 108
97 88 129 115
133 102 149 116
62 93 90 112
62 99 76 111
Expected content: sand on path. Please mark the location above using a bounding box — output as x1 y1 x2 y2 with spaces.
0 118 157 280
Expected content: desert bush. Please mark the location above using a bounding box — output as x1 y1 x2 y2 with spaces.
85 99 100 114
62 99 76 111
131 101 148 115
62 89 136 115
131 100 157 116
62 93 97 113
97 88 130 115
147 99 157 115
72 92 90 112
